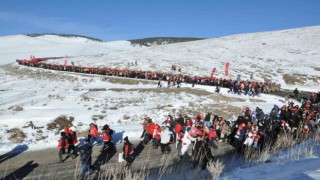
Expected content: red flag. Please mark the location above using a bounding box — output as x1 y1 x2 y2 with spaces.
210 67 216 79
64 58 68 70
225 62 230 76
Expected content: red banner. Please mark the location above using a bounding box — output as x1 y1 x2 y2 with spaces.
210 67 216 79
225 62 230 76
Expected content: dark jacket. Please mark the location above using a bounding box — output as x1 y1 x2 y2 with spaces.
204 113 211 122
60 132 68 148
280 110 291 121
193 140 213 161
81 144 93 165
123 141 134 156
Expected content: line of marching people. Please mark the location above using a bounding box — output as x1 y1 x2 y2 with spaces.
16 58 281 94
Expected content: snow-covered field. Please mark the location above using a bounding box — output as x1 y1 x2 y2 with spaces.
0 26 319 178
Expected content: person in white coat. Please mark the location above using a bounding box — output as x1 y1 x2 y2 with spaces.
160 126 172 154
243 132 254 147
180 131 195 159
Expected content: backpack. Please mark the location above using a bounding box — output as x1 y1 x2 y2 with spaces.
109 129 114 136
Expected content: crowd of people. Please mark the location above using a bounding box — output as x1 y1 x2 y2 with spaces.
56 89 320 179
230 92 320 153
57 123 116 179
16 58 281 93
227 79 281 97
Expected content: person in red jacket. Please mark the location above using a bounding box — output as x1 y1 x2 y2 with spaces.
185 116 193 132
122 136 134 167
89 123 99 145
174 122 183 144
58 131 69 163
144 119 155 145
207 126 218 149
152 124 161 149
101 129 115 152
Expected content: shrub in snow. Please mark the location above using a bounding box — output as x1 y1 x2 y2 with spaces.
47 115 74 132
6 128 26 143
8 105 24 112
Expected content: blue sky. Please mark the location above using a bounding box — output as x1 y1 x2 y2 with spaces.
0 0 320 41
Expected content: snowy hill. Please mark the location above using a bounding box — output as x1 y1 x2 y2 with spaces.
1 27 319 91
45 26 320 91
0 34 142 65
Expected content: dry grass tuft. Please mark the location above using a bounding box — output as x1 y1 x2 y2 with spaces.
89 88 107 91
109 87 213 97
243 129 320 164
207 159 224 179
22 121 44 129
6 128 26 143
209 94 245 103
101 76 151 85
283 74 305 85
47 115 74 132
8 105 24 112
283 74 319 85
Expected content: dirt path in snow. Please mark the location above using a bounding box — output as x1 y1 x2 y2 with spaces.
0 141 234 179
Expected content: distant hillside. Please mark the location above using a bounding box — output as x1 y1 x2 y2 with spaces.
129 37 205 46
26 33 103 42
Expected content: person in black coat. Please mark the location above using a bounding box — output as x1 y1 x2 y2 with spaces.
80 138 96 179
176 114 185 126
280 107 291 121
67 131 77 158
192 135 214 170
293 88 299 99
